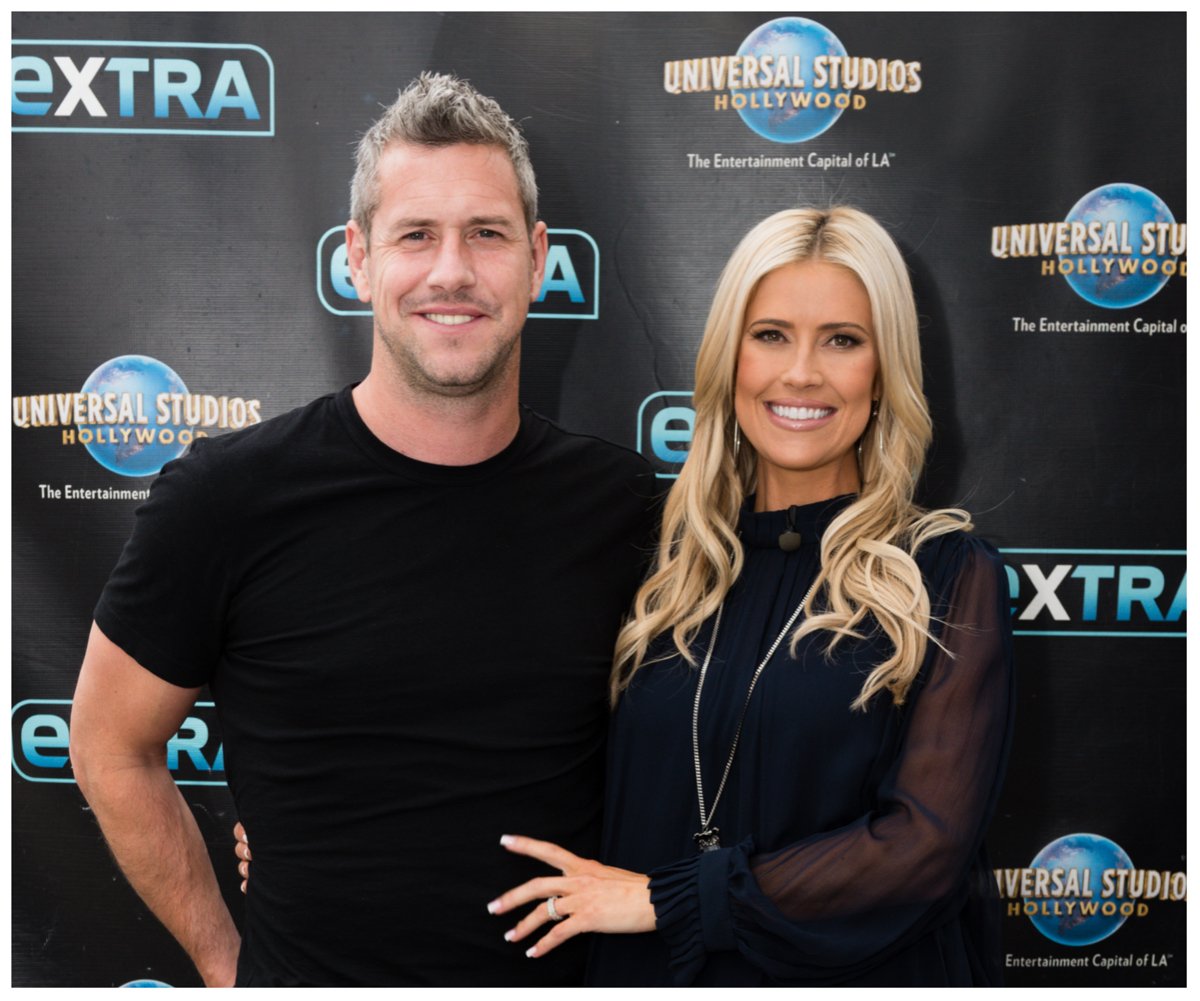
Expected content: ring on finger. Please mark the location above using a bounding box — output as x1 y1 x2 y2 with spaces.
546 896 564 922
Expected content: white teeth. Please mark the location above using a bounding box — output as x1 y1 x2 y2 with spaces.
770 404 833 421
424 313 474 326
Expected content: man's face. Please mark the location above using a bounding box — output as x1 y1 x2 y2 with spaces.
347 142 547 399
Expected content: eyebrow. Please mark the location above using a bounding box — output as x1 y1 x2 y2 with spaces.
381 214 518 236
465 215 518 229
747 318 871 333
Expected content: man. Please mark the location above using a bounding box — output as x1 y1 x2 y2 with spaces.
70 73 654 987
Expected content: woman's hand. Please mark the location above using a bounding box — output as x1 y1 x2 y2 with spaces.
233 822 250 894
487 835 655 958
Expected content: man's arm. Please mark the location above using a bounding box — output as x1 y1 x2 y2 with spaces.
70 622 240 987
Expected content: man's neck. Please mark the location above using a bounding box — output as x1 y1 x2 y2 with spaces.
351 372 521 467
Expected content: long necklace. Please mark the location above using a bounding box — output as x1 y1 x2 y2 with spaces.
691 579 817 853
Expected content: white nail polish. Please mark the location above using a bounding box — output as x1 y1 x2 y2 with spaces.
500 834 515 847
486 900 500 914
525 947 537 958
504 930 515 942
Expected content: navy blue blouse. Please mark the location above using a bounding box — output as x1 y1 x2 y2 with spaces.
589 496 1014 986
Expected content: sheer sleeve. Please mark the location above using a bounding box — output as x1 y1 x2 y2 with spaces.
648 536 1015 984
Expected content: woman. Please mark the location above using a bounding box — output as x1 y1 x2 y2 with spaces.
487 207 1014 986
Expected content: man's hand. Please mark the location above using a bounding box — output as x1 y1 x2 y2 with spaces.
234 822 251 894
71 622 241 987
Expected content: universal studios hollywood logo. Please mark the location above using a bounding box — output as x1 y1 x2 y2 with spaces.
12 355 261 478
991 183 1186 309
663 17 921 143
996 833 1186 949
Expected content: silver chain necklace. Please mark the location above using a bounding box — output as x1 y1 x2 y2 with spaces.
691 580 817 853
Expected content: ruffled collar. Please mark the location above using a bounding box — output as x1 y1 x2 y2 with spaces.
737 494 856 551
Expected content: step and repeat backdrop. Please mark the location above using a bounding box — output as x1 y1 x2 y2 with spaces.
11 12 1185 987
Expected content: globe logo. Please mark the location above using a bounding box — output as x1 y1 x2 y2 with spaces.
1061 183 1179 309
733 17 849 143
1025 833 1134 946
78 355 190 478
119 979 172 988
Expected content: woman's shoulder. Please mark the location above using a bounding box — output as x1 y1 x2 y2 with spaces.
910 522 1006 599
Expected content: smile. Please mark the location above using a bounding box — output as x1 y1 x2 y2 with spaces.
769 404 834 421
422 313 477 326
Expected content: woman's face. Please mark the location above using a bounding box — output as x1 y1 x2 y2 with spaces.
734 260 879 511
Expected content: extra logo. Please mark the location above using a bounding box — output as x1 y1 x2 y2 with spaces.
1001 550 1185 637
995 833 1186 947
11 354 262 478
663 16 921 143
636 391 694 479
12 39 274 136
13 699 225 786
316 226 599 320
991 183 1186 308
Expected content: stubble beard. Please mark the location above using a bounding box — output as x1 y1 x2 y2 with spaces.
378 297 521 401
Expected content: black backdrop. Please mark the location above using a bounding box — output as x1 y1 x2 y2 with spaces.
11 12 1185 987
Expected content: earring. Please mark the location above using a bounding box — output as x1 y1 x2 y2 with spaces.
858 400 881 483
733 423 741 457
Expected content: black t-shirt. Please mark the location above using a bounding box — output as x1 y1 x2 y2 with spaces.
95 386 656 986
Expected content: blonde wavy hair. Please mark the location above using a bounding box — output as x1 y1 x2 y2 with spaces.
611 207 970 709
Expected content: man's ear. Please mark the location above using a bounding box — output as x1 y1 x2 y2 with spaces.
346 220 371 303
528 221 549 303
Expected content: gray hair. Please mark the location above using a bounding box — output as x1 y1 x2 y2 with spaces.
350 72 538 240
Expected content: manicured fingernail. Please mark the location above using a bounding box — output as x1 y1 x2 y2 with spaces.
500 834 515 847
525 947 538 958
504 929 515 942
244 847 252 860
487 899 501 914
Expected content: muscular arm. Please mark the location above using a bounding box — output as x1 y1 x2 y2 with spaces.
70 622 240 987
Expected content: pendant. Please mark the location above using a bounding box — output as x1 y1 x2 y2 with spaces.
777 529 802 552
693 826 721 853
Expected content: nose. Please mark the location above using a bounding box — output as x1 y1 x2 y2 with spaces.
781 340 824 388
426 232 475 291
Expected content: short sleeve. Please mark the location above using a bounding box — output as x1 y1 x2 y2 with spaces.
649 535 1015 984
93 440 233 688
